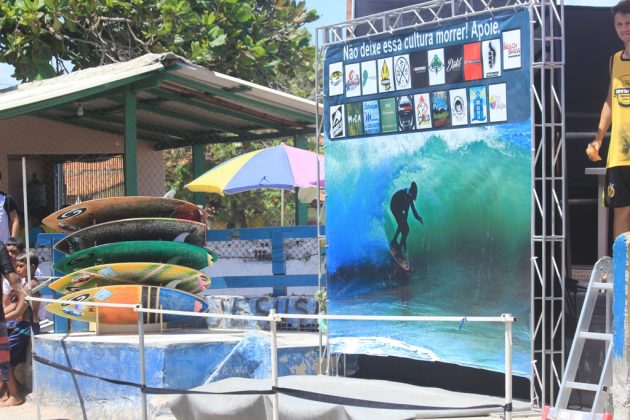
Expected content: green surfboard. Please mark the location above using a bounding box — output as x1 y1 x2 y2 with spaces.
53 240 217 275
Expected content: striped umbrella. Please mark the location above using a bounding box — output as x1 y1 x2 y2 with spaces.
185 144 324 225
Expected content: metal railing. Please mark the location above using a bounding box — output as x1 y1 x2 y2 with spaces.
27 296 516 420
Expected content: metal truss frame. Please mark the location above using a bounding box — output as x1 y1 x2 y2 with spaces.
314 0 565 409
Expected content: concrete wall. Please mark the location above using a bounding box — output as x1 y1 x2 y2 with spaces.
33 332 337 418
0 115 165 201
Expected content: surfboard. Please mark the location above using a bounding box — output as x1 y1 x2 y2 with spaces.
53 240 217 274
389 244 410 271
43 196 209 232
54 218 207 254
49 262 211 295
46 285 208 324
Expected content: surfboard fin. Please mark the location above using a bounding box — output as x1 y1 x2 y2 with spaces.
174 232 190 242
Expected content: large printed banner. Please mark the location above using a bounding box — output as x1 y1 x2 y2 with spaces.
324 9 532 376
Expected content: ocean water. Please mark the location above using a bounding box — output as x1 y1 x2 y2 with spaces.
325 121 532 376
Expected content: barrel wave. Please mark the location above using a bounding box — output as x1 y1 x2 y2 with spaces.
326 121 532 376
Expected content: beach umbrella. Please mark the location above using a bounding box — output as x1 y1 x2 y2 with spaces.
185 144 324 225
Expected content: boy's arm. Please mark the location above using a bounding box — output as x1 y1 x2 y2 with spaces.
28 280 40 319
2 291 16 315
588 55 613 161
588 85 612 161
4 287 28 321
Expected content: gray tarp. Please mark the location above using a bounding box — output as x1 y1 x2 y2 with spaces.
167 375 530 419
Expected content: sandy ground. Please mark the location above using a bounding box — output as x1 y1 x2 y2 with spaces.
0 394 544 420
1 395 74 419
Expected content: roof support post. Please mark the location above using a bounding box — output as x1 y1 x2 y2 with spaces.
124 87 138 196
295 134 309 226
192 143 206 205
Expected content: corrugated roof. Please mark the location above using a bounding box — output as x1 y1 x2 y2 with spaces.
0 53 318 149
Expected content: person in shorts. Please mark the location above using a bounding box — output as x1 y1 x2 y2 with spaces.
588 0 630 240
0 242 21 407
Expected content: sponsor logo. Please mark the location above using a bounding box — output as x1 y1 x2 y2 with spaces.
330 105 345 138
346 69 360 92
346 102 364 137
416 96 431 123
429 54 443 74
61 293 90 307
470 88 487 123
608 182 615 198
489 94 506 111
488 42 497 69
363 101 381 134
330 70 342 87
397 95 415 131
431 91 449 127
446 57 462 72
453 96 465 116
395 56 410 88
615 75 630 107
504 42 521 58
380 60 392 91
59 207 86 220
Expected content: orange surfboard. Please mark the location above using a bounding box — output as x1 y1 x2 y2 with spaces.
46 285 208 324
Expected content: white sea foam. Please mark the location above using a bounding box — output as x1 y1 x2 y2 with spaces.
329 336 439 361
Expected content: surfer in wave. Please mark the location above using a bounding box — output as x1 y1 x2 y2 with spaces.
390 181 424 256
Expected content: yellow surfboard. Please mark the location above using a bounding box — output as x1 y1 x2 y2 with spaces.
49 262 211 295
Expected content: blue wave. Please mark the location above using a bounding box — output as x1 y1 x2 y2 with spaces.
325 120 532 375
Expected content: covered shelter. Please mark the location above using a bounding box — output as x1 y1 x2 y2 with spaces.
0 53 318 209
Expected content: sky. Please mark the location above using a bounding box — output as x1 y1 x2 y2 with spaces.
0 0 617 88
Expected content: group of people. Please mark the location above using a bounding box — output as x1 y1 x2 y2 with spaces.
0 190 42 407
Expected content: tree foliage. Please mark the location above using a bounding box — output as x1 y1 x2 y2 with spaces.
0 0 317 90
0 0 320 227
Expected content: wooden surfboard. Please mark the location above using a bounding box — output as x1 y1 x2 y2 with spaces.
43 196 209 232
46 285 208 324
54 218 207 254
49 262 211 295
53 240 217 274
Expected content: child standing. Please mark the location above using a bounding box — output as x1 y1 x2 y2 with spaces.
0 251 40 407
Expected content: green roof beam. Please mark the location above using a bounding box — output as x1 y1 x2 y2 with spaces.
0 72 165 121
147 88 288 131
163 72 315 124
136 102 252 137
123 88 138 196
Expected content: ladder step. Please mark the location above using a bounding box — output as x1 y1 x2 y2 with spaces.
565 381 604 392
551 408 608 420
590 282 612 290
577 331 612 341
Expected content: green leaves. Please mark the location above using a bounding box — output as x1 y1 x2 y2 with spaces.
0 0 317 88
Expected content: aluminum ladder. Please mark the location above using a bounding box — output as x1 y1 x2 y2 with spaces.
547 256 613 420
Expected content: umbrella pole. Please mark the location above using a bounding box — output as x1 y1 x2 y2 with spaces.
281 189 285 226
